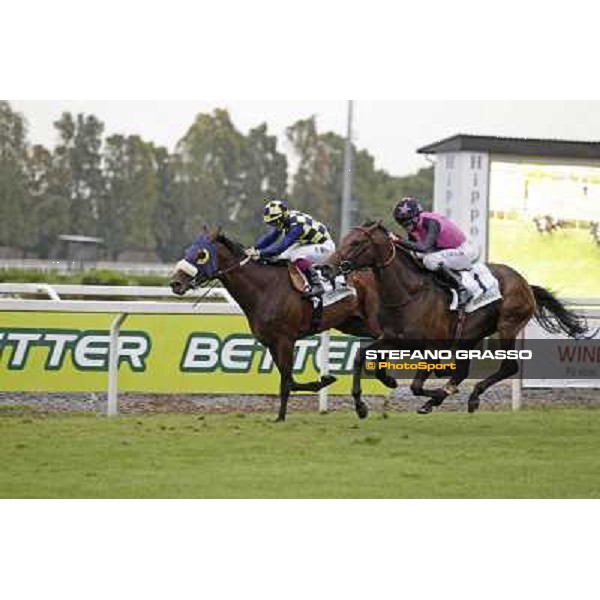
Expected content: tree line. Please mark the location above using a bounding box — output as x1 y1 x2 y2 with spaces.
0 101 433 262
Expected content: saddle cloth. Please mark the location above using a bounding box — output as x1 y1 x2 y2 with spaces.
288 265 356 308
450 263 502 313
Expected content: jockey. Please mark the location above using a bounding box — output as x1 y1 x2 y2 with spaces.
245 200 336 298
393 197 478 308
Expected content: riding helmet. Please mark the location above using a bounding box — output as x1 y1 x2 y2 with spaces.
263 200 289 224
394 197 423 226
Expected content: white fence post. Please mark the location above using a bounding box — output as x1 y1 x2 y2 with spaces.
107 313 128 417
511 328 524 411
318 331 330 413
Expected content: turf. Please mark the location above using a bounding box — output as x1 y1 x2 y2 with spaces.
1 408 600 498
489 218 600 297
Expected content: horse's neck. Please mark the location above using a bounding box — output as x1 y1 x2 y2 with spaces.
376 250 423 301
216 244 275 316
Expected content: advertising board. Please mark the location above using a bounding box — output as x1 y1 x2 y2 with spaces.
0 311 384 395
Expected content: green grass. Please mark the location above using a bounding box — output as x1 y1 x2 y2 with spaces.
489 218 600 297
1 409 600 498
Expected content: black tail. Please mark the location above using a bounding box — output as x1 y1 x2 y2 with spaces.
531 285 590 339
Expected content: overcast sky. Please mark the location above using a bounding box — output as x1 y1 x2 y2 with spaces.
12 100 600 176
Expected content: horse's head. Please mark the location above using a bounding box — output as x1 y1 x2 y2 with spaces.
170 228 220 295
329 221 395 273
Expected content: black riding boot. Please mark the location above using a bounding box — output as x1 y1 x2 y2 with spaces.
303 267 324 298
439 266 472 308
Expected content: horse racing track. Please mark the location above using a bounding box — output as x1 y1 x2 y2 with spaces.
1 406 600 498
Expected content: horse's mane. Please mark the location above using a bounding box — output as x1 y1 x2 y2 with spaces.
215 232 246 258
394 240 428 274
361 219 388 232
215 231 288 268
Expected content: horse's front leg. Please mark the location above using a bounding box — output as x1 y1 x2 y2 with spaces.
352 337 399 419
468 333 519 413
270 340 294 422
409 368 435 414
351 342 370 419
411 359 471 414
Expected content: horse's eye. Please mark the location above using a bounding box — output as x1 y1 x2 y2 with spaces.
197 249 210 265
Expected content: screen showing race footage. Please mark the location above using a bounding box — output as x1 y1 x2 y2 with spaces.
488 161 600 298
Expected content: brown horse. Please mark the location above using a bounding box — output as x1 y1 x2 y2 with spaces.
169 228 396 421
327 221 589 417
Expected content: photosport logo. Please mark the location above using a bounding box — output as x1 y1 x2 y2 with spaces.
362 347 532 377
359 339 600 381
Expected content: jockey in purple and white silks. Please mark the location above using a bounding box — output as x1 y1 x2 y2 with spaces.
245 200 336 298
393 197 478 308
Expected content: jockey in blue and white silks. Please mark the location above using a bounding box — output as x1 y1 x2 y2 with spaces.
246 200 336 297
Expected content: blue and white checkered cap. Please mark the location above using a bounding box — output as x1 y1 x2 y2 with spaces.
263 200 288 223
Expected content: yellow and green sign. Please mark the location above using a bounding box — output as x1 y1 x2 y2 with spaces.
0 312 385 394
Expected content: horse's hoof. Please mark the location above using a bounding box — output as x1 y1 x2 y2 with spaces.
417 402 434 415
274 416 286 423
356 402 369 419
467 395 480 413
321 375 337 387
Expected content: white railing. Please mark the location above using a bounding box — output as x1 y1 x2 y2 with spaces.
0 282 235 304
0 259 172 276
2 283 598 415
0 284 331 416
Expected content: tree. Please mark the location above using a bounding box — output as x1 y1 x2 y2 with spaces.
231 123 288 243
53 112 105 237
396 166 434 211
0 101 29 252
353 166 434 228
153 148 187 262
176 109 245 234
102 134 160 259
1 103 434 262
286 117 340 232
25 144 70 257
287 115 434 236
174 109 288 246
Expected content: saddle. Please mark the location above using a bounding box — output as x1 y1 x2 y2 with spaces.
394 243 501 314
427 265 501 313
254 258 325 294
286 263 323 335
287 263 344 297
288 263 308 294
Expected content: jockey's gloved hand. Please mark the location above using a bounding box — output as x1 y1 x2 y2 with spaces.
245 247 261 261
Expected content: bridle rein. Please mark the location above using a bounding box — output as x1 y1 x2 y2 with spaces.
176 250 251 292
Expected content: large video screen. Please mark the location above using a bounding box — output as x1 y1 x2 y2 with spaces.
488 161 600 298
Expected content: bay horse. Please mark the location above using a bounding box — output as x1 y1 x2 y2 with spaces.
169 228 396 421
327 221 589 417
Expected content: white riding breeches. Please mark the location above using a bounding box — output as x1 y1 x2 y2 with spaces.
278 239 336 265
422 241 478 271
